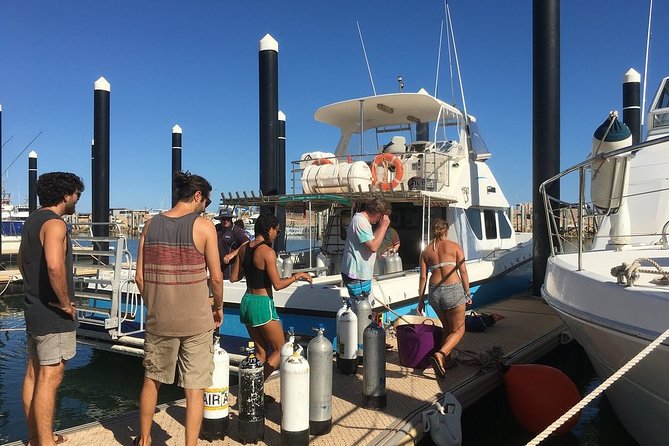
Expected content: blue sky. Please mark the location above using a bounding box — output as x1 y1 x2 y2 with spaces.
1 0 667 212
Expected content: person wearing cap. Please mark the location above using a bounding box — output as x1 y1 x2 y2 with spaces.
215 210 250 280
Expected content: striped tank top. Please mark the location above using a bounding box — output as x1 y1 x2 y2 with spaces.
142 212 213 336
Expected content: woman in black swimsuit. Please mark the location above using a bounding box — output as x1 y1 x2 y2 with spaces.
231 213 312 379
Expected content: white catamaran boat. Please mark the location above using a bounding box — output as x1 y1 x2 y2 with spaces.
541 75 669 445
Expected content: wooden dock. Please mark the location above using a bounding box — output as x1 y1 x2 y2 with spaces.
6 293 566 446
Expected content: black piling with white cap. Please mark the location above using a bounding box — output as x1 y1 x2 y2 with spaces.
532 0 560 295
172 124 182 207
93 77 111 245
623 68 641 145
28 151 37 213
259 34 279 216
275 110 286 252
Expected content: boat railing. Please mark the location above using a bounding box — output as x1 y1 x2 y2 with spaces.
539 134 669 269
69 222 143 340
287 150 456 195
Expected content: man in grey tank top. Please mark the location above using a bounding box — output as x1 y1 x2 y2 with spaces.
135 172 223 446
18 172 84 446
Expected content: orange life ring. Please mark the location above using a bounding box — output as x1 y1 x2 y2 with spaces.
371 153 404 191
311 158 333 166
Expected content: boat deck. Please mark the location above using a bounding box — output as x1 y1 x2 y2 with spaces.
7 293 566 446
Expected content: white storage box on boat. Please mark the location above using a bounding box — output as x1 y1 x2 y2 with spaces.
302 161 372 194
299 151 337 170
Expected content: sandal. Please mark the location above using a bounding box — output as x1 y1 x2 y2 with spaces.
429 354 446 379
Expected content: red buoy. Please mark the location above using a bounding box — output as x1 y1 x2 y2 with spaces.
503 364 581 435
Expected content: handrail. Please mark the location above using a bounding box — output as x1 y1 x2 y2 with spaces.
539 134 669 265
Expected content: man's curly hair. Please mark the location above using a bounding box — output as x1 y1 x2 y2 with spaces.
36 172 85 207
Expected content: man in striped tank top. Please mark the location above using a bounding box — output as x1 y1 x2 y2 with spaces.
134 172 223 446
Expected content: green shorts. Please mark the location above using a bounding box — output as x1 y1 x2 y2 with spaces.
240 292 279 327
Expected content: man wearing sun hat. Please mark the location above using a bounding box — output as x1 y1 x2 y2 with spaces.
215 209 250 280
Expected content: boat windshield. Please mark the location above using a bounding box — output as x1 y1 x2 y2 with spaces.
649 77 669 134
468 120 492 160
345 115 465 157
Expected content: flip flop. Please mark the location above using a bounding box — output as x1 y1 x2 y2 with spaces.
429 354 446 379
133 436 141 446
435 351 458 372
27 434 69 446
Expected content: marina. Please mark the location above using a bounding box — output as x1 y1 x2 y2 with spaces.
2 0 669 444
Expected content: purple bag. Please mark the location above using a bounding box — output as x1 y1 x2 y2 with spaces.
396 320 442 369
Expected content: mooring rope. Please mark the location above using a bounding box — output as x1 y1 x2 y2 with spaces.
0 274 21 296
526 325 669 445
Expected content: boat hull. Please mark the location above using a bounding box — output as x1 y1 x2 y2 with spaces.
543 253 669 446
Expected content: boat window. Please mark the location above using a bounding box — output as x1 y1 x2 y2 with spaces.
465 208 483 240
497 210 512 239
483 209 497 239
468 120 492 160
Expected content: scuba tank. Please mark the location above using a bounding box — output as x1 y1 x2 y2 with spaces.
336 300 358 375
362 320 387 409
307 324 333 435
316 251 330 276
353 298 372 364
384 252 397 273
276 256 284 278
202 336 230 440
395 252 403 272
280 343 310 446
282 255 294 278
238 342 265 444
280 326 304 367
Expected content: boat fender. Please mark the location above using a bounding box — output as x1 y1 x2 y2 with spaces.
503 364 581 435
202 336 230 440
307 324 333 435
238 342 265 444
280 344 310 446
371 153 404 191
590 113 632 212
422 392 462 446
362 319 387 409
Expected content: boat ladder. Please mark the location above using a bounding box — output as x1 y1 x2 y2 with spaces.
71 223 144 344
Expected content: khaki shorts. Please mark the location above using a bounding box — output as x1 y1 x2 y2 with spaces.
143 330 214 389
26 330 77 366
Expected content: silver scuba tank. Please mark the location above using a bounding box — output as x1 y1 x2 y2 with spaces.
280 343 310 446
307 324 333 435
282 255 294 278
238 342 265 444
362 320 387 409
353 298 372 363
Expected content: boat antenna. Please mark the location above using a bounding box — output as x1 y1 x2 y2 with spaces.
446 11 456 104
397 76 404 93
444 0 469 120
356 21 377 96
434 19 444 97
3 130 42 176
641 0 653 127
